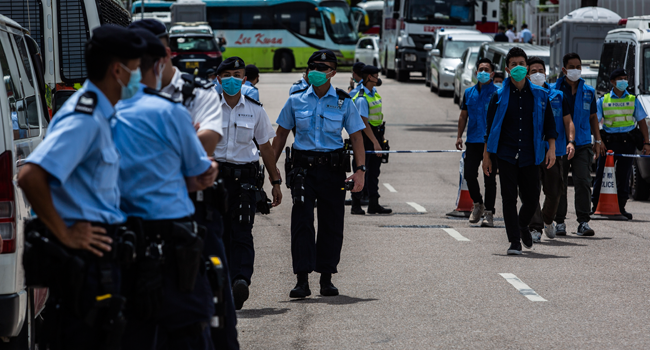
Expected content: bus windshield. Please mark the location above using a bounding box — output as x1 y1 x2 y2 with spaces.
321 1 358 45
407 0 474 25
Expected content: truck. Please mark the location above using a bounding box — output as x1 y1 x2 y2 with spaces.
379 0 499 82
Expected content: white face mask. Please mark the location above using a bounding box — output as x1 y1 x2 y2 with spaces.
566 69 581 82
529 72 546 86
155 63 166 90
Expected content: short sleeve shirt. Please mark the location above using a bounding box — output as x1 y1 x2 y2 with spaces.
289 77 309 94
241 81 260 101
354 86 376 117
596 89 648 134
26 80 126 226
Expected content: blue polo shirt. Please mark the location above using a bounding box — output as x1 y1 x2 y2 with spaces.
596 89 648 134
26 80 126 226
277 84 365 151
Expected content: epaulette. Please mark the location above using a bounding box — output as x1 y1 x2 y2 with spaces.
292 79 303 85
74 91 97 114
358 89 365 97
244 95 263 106
335 88 351 100
291 87 309 95
144 87 182 103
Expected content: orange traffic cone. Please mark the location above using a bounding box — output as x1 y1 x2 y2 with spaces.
592 150 627 220
447 151 473 218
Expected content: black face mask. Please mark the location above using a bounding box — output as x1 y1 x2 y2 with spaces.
376 78 383 87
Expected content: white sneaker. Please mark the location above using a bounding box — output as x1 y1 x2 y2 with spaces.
544 222 556 239
530 229 542 243
481 212 494 227
469 203 484 224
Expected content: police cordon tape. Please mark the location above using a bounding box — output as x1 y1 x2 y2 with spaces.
359 150 650 157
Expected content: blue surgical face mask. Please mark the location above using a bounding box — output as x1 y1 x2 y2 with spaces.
616 79 628 91
494 82 503 89
119 63 141 100
477 71 491 84
221 76 244 96
308 70 331 87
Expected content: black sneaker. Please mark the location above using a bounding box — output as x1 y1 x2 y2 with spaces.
289 274 311 298
520 228 533 249
232 279 249 310
576 222 595 236
507 242 522 255
319 273 339 296
555 222 566 236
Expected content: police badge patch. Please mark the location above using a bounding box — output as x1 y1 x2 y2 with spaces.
321 53 326 60
74 91 98 114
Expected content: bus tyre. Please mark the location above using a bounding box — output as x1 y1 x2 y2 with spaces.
630 161 650 201
396 69 408 82
386 69 395 79
279 52 294 73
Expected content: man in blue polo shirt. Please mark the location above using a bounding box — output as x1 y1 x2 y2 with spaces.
482 47 557 255
456 58 499 227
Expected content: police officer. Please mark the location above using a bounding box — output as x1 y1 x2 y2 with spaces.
241 64 260 101
289 67 310 94
129 19 240 350
592 68 650 220
17 24 146 349
482 47 557 255
213 57 282 310
348 61 365 97
206 68 217 81
455 58 498 227
272 50 366 298
113 28 219 349
351 65 391 215
526 56 575 241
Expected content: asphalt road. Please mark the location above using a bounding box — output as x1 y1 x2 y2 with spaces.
238 72 650 349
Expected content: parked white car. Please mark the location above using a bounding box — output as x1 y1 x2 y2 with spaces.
453 46 480 107
354 36 381 68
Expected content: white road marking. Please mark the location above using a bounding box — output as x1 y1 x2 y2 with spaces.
442 228 470 241
499 273 547 302
406 202 426 212
383 183 397 192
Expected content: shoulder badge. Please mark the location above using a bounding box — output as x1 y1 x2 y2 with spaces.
144 87 182 103
358 89 365 97
293 80 303 85
244 95 263 106
335 88 351 100
291 87 309 95
74 91 97 115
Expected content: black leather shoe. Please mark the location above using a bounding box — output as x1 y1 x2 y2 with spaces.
621 210 633 220
367 204 392 214
351 198 365 215
520 228 533 249
319 273 339 296
232 279 249 310
289 274 311 298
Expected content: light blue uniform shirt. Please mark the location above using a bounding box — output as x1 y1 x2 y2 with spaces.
241 80 260 101
289 77 309 94
349 79 364 99
213 78 223 95
277 84 365 151
354 85 375 117
596 89 648 134
26 80 125 226
114 85 211 220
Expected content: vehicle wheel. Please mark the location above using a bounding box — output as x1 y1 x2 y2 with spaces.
386 68 395 79
630 161 650 201
396 69 409 82
373 58 378 67
0 310 28 350
453 89 459 104
430 76 437 92
279 52 294 73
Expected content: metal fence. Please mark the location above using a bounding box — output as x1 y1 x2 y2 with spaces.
508 1 558 47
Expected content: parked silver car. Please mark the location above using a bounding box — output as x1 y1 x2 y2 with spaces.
424 31 493 96
453 46 480 107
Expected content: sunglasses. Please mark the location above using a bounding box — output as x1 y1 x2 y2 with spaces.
309 62 334 72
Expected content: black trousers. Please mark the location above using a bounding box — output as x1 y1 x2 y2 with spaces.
221 172 258 285
497 159 541 243
291 163 346 274
352 128 383 200
529 160 564 231
464 143 497 212
592 136 636 210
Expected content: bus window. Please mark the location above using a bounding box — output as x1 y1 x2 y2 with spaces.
241 7 274 30
275 3 324 40
208 7 242 30
321 1 357 45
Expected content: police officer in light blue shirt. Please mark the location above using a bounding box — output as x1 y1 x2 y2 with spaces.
18 25 146 349
113 28 219 350
289 69 310 95
348 61 365 97
272 49 366 299
241 64 260 101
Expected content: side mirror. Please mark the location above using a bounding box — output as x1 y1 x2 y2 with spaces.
392 12 399 20
366 45 374 49
431 49 441 57
424 44 433 51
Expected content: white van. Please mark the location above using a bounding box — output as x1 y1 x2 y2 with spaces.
0 14 49 349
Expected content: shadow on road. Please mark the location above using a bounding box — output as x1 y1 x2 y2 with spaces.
280 295 378 305
237 307 290 319
492 252 571 259
536 240 587 247
405 125 457 133
559 236 613 241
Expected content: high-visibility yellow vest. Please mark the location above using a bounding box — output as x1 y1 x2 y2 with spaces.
353 88 383 127
602 93 635 128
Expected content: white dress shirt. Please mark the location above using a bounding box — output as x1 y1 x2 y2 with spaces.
215 94 275 164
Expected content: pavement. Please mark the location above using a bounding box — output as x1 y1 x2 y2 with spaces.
237 72 650 349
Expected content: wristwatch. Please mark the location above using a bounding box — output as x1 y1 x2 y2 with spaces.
568 140 576 145
271 179 282 186
357 165 367 172
595 140 602 144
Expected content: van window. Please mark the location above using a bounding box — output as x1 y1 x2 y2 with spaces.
0 33 30 140
492 53 502 70
643 45 650 94
625 44 636 94
598 42 627 93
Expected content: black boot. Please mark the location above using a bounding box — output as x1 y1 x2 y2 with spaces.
367 197 392 214
319 273 339 296
351 197 365 215
289 273 311 298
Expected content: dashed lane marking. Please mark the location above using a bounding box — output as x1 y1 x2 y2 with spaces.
406 202 426 212
499 273 547 302
383 183 397 192
442 228 470 241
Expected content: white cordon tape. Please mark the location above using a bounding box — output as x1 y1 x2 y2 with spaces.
364 150 462 154
614 153 650 158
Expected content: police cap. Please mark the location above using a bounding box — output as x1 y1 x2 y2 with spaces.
130 28 166 58
245 64 259 76
610 68 627 81
308 50 337 65
361 65 380 75
217 56 246 74
128 19 168 38
352 61 366 74
206 68 216 76
89 24 146 59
